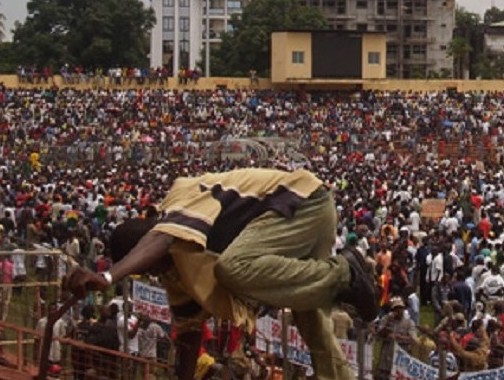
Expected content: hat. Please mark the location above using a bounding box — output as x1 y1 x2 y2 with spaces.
390 297 405 310
453 313 466 322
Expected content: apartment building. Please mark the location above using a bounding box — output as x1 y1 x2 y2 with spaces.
295 0 455 78
149 0 251 74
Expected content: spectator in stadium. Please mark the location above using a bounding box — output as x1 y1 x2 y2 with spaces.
35 302 67 367
428 332 459 373
64 168 379 380
0 251 13 322
331 308 354 340
449 323 489 372
71 304 95 380
138 314 166 363
375 296 417 380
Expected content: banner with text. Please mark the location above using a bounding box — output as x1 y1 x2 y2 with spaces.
255 315 373 379
459 368 504 380
132 280 171 324
392 344 456 380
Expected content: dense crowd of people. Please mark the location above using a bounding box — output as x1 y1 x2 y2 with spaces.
3 83 504 378
15 64 203 87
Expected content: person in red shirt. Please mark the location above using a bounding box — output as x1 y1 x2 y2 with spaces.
0 251 14 321
471 190 483 210
478 211 493 239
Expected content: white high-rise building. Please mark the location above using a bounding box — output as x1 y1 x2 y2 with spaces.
149 0 251 75
299 0 456 78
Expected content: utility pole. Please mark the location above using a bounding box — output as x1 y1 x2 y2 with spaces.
398 0 404 79
205 0 211 77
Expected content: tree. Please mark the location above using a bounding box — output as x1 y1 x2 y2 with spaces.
11 0 155 69
451 7 483 79
209 0 327 77
447 37 472 79
484 6 504 25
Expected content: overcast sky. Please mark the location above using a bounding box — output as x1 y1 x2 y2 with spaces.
1 0 504 41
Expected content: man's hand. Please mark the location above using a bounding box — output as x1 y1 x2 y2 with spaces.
63 267 110 299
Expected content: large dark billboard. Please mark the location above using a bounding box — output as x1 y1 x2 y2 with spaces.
311 32 362 78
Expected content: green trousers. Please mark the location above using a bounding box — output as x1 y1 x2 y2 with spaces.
215 189 355 380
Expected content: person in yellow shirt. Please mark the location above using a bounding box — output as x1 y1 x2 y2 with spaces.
65 168 378 380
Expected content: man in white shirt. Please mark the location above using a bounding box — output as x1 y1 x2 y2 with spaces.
426 250 444 285
478 265 504 300
35 303 67 364
138 315 166 361
117 302 140 354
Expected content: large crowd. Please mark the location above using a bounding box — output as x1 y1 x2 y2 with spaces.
3 83 504 378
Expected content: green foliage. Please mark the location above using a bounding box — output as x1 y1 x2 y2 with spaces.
484 6 504 25
210 0 327 77
451 7 484 79
474 53 504 79
0 42 17 73
447 36 472 79
10 0 155 69
410 65 426 79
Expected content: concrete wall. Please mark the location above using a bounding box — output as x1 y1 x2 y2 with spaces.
361 34 387 79
271 32 312 83
4 75 504 92
0 75 272 90
361 79 504 92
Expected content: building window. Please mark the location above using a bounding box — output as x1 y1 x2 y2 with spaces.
386 0 398 9
386 24 397 32
368 52 381 64
413 45 426 54
356 0 367 8
163 16 174 31
336 0 346 14
180 17 190 32
376 24 385 31
292 51 305 64
227 1 242 10
180 0 189 7
440 45 447 50
163 0 174 6
377 0 385 14
357 23 368 31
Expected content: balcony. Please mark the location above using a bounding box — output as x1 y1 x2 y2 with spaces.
208 8 225 15
406 36 435 44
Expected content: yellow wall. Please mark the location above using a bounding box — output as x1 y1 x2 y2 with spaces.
361 34 387 79
271 32 312 83
361 79 504 92
0 75 272 90
271 32 288 83
5 75 504 92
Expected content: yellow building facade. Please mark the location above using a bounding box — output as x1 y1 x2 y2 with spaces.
271 31 386 84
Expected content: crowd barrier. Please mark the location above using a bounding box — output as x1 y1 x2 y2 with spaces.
0 320 173 380
0 275 502 379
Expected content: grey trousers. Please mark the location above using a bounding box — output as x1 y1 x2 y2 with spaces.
215 189 355 380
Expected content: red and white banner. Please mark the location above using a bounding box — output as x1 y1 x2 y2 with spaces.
132 280 171 324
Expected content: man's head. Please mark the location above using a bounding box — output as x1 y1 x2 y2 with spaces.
109 218 159 263
389 297 405 319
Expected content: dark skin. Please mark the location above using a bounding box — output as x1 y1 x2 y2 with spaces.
65 231 203 380
64 231 174 297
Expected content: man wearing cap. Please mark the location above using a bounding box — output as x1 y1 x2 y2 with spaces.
375 297 417 380
64 168 379 380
